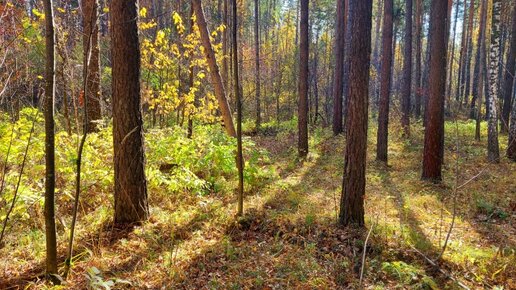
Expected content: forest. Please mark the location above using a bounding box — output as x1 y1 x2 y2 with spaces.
0 0 515 288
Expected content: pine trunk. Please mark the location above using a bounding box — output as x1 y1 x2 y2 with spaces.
111 0 149 224
339 0 372 226
376 0 393 162
422 0 449 182
501 4 516 134
298 0 309 157
401 0 412 137
83 0 102 132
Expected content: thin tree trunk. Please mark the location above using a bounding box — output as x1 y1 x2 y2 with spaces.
42 0 58 282
414 0 423 118
471 0 487 120
332 0 347 135
376 0 394 163
83 0 101 132
461 0 475 110
232 0 244 215
298 0 309 157
192 0 236 137
254 0 261 130
339 0 372 227
446 0 459 111
401 0 413 137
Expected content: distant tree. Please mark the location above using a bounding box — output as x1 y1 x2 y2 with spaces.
192 0 236 137
472 0 488 141
82 0 101 132
42 0 58 282
461 0 475 109
333 0 348 135
401 0 412 137
422 0 449 182
233 0 244 215
501 4 516 134
414 0 423 118
298 0 309 157
339 0 373 226
111 0 149 224
509 97 516 160
487 0 501 163
254 0 261 130
376 0 394 163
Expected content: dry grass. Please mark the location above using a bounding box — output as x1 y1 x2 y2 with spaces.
1 118 515 289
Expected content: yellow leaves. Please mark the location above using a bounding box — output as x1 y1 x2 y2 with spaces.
172 12 185 34
57 7 66 13
103 7 109 13
139 7 147 18
37 75 43 80
155 30 166 46
140 21 157 30
32 9 44 20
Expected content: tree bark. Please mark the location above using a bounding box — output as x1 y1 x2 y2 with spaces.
42 0 58 282
461 0 475 110
422 0 449 182
501 4 516 134
111 0 149 224
414 0 423 118
339 0 372 227
254 0 261 129
192 0 236 137
332 0 347 135
376 0 393 163
487 0 501 163
471 0 487 120
232 0 244 215
298 0 309 157
401 0 412 137
83 0 102 132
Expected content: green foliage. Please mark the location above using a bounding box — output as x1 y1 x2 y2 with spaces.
146 125 270 196
381 261 438 289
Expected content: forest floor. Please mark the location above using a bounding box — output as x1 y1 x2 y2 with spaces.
1 117 515 289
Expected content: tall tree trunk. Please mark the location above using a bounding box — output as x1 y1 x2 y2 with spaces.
371 0 383 109
446 0 459 111
83 0 102 132
232 0 244 215
401 0 413 137
461 0 475 110
254 0 261 129
414 0 423 118
487 0 501 163
298 0 309 157
456 0 468 104
339 0 372 227
111 0 149 224
508 81 516 160
332 0 347 135
376 0 393 163
422 0 449 182
471 0 487 120
43 0 58 282
192 0 236 137
501 4 516 134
